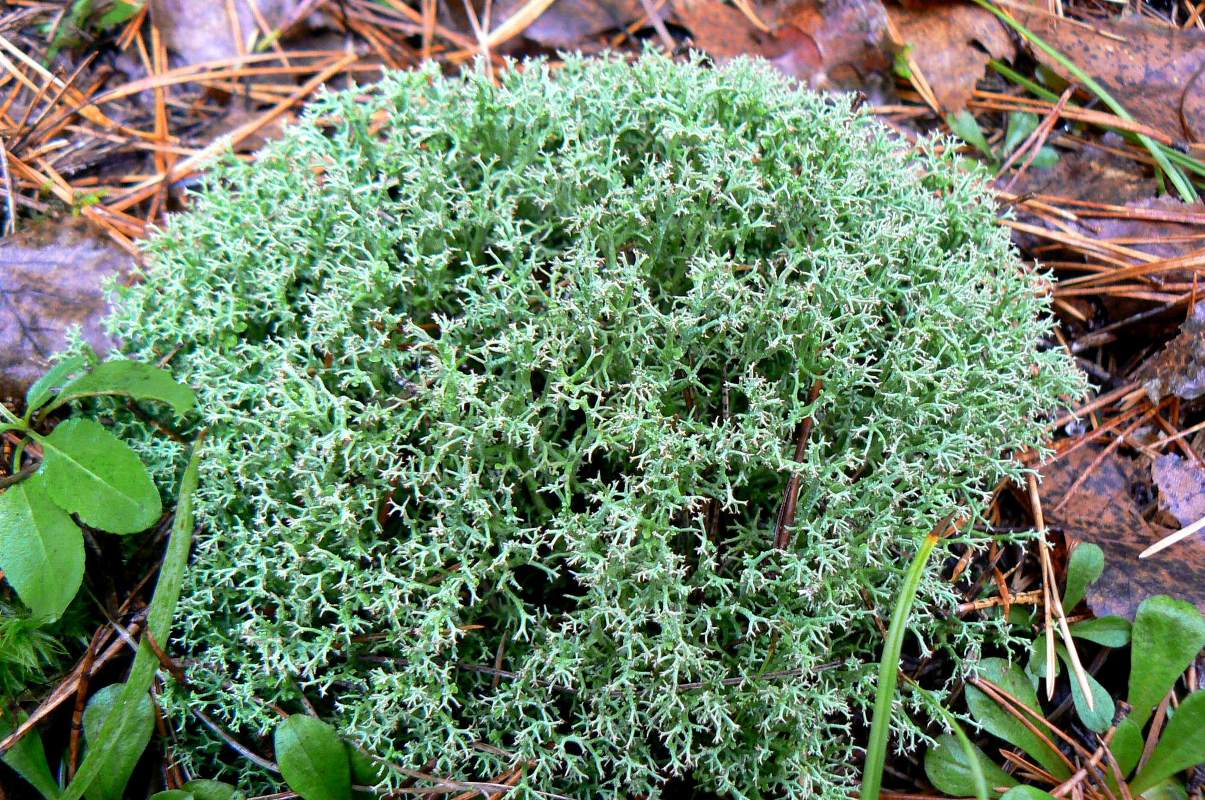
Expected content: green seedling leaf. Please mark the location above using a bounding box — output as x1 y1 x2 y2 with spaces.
24 356 87 417
59 441 201 800
1063 650 1113 733
181 780 241 800
0 474 85 622
37 418 161 534
1 710 61 799
81 684 154 800
1062 543 1104 611
1002 112 1039 157
1112 718 1144 778
149 793 193 800
999 788 1058 800
1031 146 1059 170
924 734 1017 797
1130 690 1205 795
947 111 995 161
1068 616 1130 647
1128 596 1205 728
44 359 195 417
275 715 352 800
967 658 1070 779
1139 780 1188 800
95 0 141 30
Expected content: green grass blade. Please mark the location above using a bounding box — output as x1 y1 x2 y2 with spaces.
861 529 942 800
58 437 203 800
976 3 1198 202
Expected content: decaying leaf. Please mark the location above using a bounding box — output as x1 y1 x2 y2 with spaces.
1134 303 1205 403
0 217 132 399
1013 10 1205 142
886 1 1014 112
1038 444 1205 619
672 0 892 92
151 0 309 65
490 0 643 48
1153 453 1205 528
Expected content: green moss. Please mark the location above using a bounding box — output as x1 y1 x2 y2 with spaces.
108 52 1082 798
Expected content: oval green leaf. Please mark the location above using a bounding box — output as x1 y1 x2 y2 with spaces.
275 715 351 800
966 659 1070 779
181 780 241 800
1130 690 1205 795
25 356 88 416
47 360 195 417
1 708 61 799
1128 596 1205 728
0 474 85 621
82 683 155 800
1062 543 1103 611
924 733 1017 797
999 788 1058 800
1068 616 1130 648
38 418 161 534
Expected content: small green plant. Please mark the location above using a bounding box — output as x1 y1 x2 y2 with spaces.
925 576 1205 800
108 52 1082 797
0 355 193 626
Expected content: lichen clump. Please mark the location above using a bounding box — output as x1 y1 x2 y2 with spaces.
111 54 1079 798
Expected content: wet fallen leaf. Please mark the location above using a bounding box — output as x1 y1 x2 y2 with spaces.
886 1 1014 112
1134 303 1205 403
672 0 892 92
1012 11 1205 142
490 0 642 48
1038 444 1205 619
151 0 308 65
0 217 132 399
1152 453 1205 527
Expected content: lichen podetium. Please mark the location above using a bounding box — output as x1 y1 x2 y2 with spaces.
107 51 1083 798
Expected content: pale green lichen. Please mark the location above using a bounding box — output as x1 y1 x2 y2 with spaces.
108 52 1082 798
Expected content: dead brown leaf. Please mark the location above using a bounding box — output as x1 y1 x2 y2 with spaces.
491 0 642 48
151 0 309 65
1134 302 1205 402
1013 11 1205 143
672 0 892 92
0 217 132 399
1039 444 1205 619
886 2 1013 112
1152 452 1205 527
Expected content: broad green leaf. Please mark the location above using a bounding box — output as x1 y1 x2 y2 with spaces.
149 793 194 800
59 442 201 800
1069 616 1130 648
999 788 1058 800
947 111 995 160
1139 780 1188 800
1 709 61 799
1062 543 1103 611
967 659 1070 779
37 418 161 534
182 780 241 800
24 356 87 416
275 715 351 800
1130 690 1205 795
46 360 195 417
924 734 1017 797
81 683 154 800
349 748 386 797
1111 718 1144 778
1002 112 1039 157
1128 596 1205 728
0 474 85 621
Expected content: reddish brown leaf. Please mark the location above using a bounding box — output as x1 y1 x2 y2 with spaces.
1039 444 1205 619
0 218 132 399
886 2 1014 112
672 0 891 91
1012 11 1205 142
1134 303 1205 403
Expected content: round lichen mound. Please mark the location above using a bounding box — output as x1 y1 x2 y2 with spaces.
110 53 1080 798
